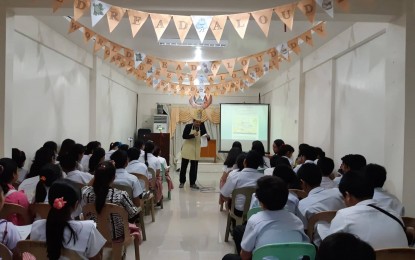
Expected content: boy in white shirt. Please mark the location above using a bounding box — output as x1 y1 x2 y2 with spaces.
61 153 93 185
317 157 337 189
126 148 148 190
293 145 317 174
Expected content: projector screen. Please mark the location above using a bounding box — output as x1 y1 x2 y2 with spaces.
220 103 270 152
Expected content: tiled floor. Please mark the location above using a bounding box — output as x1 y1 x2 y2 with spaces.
122 167 235 260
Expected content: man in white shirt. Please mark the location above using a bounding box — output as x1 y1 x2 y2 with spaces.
61 153 93 185
323 171 408 249
294 145 317 174
222 176 309 260
317 157 337 189
333 154 366 185
363 164 405 216
297 164 345 227
126 148 148 190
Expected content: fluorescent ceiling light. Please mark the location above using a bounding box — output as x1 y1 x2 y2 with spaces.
159 38 228 47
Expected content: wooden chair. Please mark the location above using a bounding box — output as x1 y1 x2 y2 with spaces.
112 183 147 241
307 210 337 242
0 203 32 225
289 189 308 199
16 240 82 259
29 203 51 219
375 248 415 260
131 173 155 223
224 186 256 242
83 203 140 260
252 242 316 260
0 243 12 260
148 167 163 209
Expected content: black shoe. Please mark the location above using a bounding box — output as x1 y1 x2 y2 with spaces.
179 183 184 188
190 184 199 190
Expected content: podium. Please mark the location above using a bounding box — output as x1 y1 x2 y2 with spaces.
201 139 217 162
141 133 170 165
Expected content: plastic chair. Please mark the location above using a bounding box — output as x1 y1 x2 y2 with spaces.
148 167 163 209
307 210 337 242
82 203 140 260
224 186 256 242
161 164 171 200
289 189 308 199
29 203 51 219
403 217 415 245
252 242 316 260
16 240 82 259
375 248 415 260
0 243 12 260
247 207 262 220
0 203 32 225
131 173 155 223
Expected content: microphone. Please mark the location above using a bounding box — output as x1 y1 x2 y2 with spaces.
195 126 200 132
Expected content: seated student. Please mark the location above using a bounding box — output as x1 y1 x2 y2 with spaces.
323 171 408 249
220 150 264 217
126 148 148 190
153 146 174 192
111 150 144 200
61 153 93 185
57 138 76 163
318 157 337 189
220 145 243 190
222 176 309 260
81 141 101 173
70 143 86 172
297 164 345 227
30 180 106 259
363 164 405 216
317 233 375 260
334 154 366 184
269 139 285 168
26 146 56 179
251 141 270 169
88 148 106 175
0 158 30 225
294 145 318 174
139 141 162 203
81 161 141 241
33 163 63 203
315 147 326 163
133 139 145 157
227 153 247 179
43 141 58 157
105 141 121 161
12 148 27 184
277 144 295 167
0 185 22 256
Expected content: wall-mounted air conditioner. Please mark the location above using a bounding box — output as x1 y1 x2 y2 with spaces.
153 115 168 133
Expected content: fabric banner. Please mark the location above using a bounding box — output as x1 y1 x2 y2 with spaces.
277 42 290 60
107 6 125 32
299 29 313 46
83 27 95 43
228 13 250 39
210 61 221 77
297 0 316 23
222 58 236 76
173 15 193 43
210 15 227 43
191 16 213 43
150 13 172 41
74 0 91 21
251 8 273 37
274 3 296 30
68 19 82 34
316 0 334 18
90 0 111 27
127 10 148 38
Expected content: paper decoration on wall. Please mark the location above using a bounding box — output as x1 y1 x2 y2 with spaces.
191 16 213 43
298 0 316 23
91 0 111 27
316 0 334 18
173 15 193 43
210 61 221 77
210 15 227 43
251 9 273 37
74 0 91 21
274 3 297 30
222 58 236 75
150 13 172 41
127 10 148 38
53 0 66 13
228 13 250 39
299 29 313 46
107 6 125 32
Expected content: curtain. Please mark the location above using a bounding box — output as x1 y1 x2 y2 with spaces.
169 106 220 136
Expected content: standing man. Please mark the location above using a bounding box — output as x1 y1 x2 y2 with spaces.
179 112 210 189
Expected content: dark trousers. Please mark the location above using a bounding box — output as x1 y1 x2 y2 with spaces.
233 224 246 255
180 158 198 185
222 254 241 260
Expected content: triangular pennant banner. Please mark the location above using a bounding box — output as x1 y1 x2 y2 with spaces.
173 15 193 43
53 0 65 13
251 9 273 37
313 22 327 37
269 57 279 70
316 0 334 18
210 15 227 43
90 0 111 27
252 52 265 65
191 16 213 43
103 46 111 60
222 58 236 76
74 0 90 21
238 57 251 74
297 0 316 23
299 30 313 46
124 48 134 60
288 38 301 55
336 0 350 12
83 27 95 43
277 43 290 60
200 61 212 75
267 47 278 59
127 10 149 38
150 13 172 41
107 6 125 32
187 62 199 79
210 61 221 77
274 3 296 30
134 52 146 68
68 19 82 34
228 13 250 39
94 35 108 52
175 61 185 75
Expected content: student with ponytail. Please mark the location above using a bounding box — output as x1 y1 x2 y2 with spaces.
105 141 121 160
34 163 63 203
30 180 106 259
139 141 162 204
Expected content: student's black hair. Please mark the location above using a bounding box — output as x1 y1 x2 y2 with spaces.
93 161 116 214
85 141 100 155
232 141 242 150
46 180 79 260
133 139 144 150
153 146 161 157
110 150 128 169
119 144 129 152
274 157 291 167
277 144 294 157
144 141 155 167
245 150 263 169
0 158 17 194
89 147 106 174
224 147 242 168
12 148 26 168
338 171 374 200
127 147 141 161
302 145 318 161
256 176 288 210
43 141 58 154
59 153 77 172
274 139 285 148
251 140 266 157
317 232 375 260
57 139 76 162
297 163 322 187
362 163 387 188
235 152 247 171
273 165 297 187
27 147 55 179
298 143 309 157
342 154 366 171
109 141 121 151
315 147 326 159
70 144 85 161
35 164 63 203
317 157 335 177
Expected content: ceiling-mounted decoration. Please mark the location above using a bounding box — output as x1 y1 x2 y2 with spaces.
52 0 350 43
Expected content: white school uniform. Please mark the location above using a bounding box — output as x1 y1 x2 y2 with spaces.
126 160 148 190
324 199 408 249
333 175 342 185
104 150 116 161
241 210 309 253
17 168 28 183
373 187 405 216
80 154 91 172
250 191 299 214
114 168 143 198
297 187 345 227
220 168 263 211
139 153 161 173
294 160 316 174
320 176 337 189
65 170 93 185
262 156 271 168
30 219 106 259
0 219 21 251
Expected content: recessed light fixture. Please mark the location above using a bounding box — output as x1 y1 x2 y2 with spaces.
159 38 228 48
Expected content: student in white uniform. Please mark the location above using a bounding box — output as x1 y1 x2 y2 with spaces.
126 148 148 190
12 148 27 184
251 140 270 168
323 171 408 249
334 154 366 185
293 145 318 174
81 141 101 173
88 148 105 175
139 141 162 204
222 176 309 260
105 141 121 161
278 144 295 167
30 180 106 259
61 153 93 185
56 139 76 163
33 163 63 203
297 163 345 227
363 164 405 216
318 157 337 189
0 185 22 255
317 233 375 260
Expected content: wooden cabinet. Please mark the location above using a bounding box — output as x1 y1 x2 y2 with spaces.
200 139 216 162
141 133 170 165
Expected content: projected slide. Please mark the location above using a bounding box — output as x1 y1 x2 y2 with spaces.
220 104 269 152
